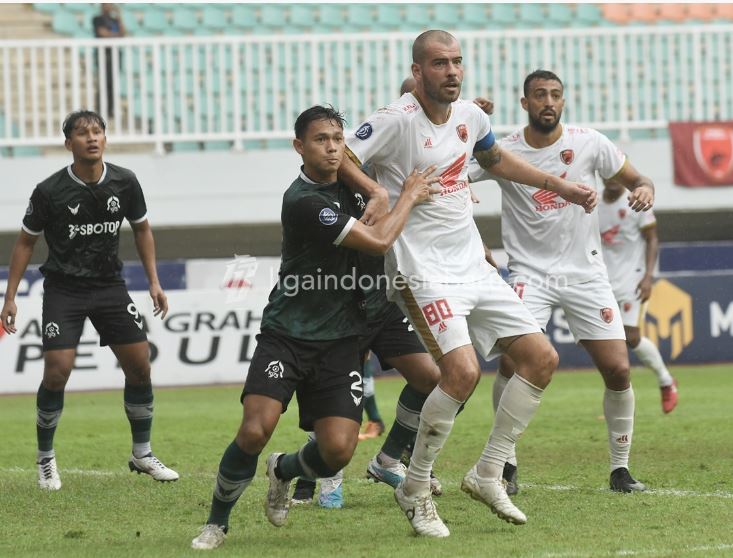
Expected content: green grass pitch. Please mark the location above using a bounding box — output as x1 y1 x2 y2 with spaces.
1 365 732 557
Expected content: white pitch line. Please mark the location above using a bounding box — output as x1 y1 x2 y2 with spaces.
544 543 733 558
2 469 733 500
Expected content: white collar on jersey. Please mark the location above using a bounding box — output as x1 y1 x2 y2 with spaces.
299 167 336 186
67 162 107 186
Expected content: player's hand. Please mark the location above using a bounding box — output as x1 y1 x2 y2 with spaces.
149 285 168 319
360 188 389 225
403 165 442 205
1 299 18 334
470 186 481 204
628 185 654 212
555 181 597 213
636 275 653 302
473 97 494 115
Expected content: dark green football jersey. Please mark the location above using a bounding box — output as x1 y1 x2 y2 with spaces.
261 169 368 341
22 162 147 283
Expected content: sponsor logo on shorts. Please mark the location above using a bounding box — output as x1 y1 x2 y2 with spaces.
456 123 468 143
402 317 414 332
643 279 694 359
25 201 33 216
127 303 144 330
68 221 121 239
107 195 121 214
355 123 373 140
265 360 285 379
44 322 60 338
68 203 80 215
349 370 363 406
437 321 447 333
318 207 337 225
600 307 614 324
623 302 632 313
560 149 574 165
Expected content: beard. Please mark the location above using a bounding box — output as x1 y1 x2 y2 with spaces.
423 78 462 104
528 111 561 134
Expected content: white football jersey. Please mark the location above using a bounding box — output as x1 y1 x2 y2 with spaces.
469 125 626 285
346 93 495 283
598 192 656 298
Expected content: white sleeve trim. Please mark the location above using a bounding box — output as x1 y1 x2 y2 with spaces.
22 223 43 236
128 213 148 224
333 216 356 246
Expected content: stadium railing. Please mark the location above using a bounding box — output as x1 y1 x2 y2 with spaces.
0 25 731 154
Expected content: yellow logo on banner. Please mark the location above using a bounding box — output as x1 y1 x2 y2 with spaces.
643 279 693 359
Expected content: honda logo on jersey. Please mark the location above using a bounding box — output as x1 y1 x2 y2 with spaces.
456 124 468 143
560 149 574 165
531 172 569 212
437 153 468 196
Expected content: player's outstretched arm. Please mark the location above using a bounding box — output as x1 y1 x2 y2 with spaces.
130 219 168 319
610 161 655 212
474 144 597 213
1 230 39 334
338 153 389 226
340 166 441 256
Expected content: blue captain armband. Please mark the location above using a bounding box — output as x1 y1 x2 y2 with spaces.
474 130 496 153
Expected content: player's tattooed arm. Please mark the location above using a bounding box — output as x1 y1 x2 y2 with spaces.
474 143 503 169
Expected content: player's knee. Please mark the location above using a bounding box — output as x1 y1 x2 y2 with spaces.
122 362 151 384
42 361 72 390
600 360 630 390
320 441 356 471
625 330 641 348
237 421 273 454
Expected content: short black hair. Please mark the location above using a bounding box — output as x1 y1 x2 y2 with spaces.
62 110 106 138
523 70 563 97
294 105 345 140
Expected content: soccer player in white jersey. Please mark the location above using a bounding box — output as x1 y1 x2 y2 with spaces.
599 177 678 413
338 31 597 538
469 69 655 495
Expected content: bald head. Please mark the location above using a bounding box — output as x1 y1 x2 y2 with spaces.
412 30 458 64
400 77 416 95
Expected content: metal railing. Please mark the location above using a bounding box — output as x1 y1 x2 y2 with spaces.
1 25 732 153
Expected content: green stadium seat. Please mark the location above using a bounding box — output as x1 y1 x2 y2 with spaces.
405 4 430 28
203 140 232 151
547 4 573 25
376 4 402 29
461 4 489 27
290 4 316 27
490 4 516 26
433 4 459 27
576 3 603 24
318 5 343 27
260 5 285 28
346 5 372 30
230 4 257 28
172 7 199 31
52 11 81 36
202 6 227 30
519 4 545 25
33 3 60 13
142 8 169 33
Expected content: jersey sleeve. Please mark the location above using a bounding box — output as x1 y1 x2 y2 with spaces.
473 108 495 153
596 132 627 179
289 195 357 246
126 175 148 224
345 107 403 167
21 186 49 235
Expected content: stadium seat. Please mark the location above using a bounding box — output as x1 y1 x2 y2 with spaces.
260 5 285 29
657 4 688 24
601 3 630 24
461 4 489 29
433 4 458 27
201 6 227 30
576 3 603 24
715 3 733 21
172 7 199 31
687 3 716 21
289 4 316 27
490 4 516 26
547 4 573 26
346 5 372 30
405 4 430 28
519 3 545 26
230 4 257 28
52 11 81 37
318 5 343 28
33 3 59 13
376 4 402 29
628 4 659 24
143 8 170 33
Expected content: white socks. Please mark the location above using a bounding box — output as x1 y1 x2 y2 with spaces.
404 386 463 495
633 337 674 387
604 386 635 471
491 372 517 466
478 374 543 479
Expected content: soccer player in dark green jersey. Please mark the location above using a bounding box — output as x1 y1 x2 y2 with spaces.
191 105 440 550
1 110 178 490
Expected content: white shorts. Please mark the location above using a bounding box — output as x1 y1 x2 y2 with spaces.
391 271 541 362
617 298 647 328
508 274 626 343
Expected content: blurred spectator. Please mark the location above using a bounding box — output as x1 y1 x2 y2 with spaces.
92 4 126 116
